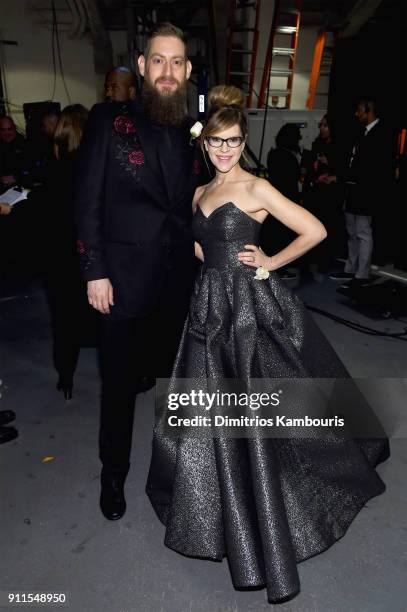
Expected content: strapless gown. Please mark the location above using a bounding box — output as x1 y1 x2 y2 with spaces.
146 202 389 603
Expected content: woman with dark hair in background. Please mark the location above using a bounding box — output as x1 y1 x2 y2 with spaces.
46 104 91 399
261 123 303 279
302 114 346 272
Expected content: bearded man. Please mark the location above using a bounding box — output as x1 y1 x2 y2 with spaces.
75 23 202 520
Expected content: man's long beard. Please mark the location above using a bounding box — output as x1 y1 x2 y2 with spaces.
142 78 188 127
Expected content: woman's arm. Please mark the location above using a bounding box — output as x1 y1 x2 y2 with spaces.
238 178 327 271
195 241 204 262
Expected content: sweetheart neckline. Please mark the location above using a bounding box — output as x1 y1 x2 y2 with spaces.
196 202 262 226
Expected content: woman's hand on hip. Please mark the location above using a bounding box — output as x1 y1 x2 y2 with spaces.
237 245 271 270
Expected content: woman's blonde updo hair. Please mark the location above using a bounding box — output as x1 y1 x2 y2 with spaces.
54 104 88 160
202 85 247 140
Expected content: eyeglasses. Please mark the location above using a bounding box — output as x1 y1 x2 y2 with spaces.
206 136 244 148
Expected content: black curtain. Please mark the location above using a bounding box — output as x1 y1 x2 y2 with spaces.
328 0 405 131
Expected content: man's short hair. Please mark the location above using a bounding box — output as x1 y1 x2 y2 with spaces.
106 66 137 84
359 95 381 118
108 66 134 77
143 22 187 58
113 66 132 74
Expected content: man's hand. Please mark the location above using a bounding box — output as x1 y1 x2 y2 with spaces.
87 278 114 314
1 175 16 186
0 203 12 215
321 174 337 185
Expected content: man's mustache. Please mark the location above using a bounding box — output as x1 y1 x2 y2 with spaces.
155 77 179 86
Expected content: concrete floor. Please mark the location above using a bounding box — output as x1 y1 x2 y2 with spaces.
0 275 406 612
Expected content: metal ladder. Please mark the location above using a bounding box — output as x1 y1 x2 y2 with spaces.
257 0 302 109
225 0 261 108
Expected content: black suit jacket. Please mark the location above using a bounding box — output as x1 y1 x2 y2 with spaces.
345 121 396 216
74 100 203 317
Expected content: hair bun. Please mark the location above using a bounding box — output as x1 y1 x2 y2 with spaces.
208 85 245 114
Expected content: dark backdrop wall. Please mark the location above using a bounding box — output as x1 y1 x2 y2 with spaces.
328 0 405 142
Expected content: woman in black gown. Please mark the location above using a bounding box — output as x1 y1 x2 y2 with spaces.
146 86 389 603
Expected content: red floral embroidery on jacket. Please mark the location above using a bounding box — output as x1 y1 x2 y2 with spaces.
128 150 145 165
114 115 136 134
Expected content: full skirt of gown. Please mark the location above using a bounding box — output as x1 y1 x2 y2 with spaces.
146 202 389 602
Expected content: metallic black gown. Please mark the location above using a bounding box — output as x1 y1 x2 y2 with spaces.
146 202 389 603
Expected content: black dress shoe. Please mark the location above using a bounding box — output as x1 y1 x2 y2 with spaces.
0 425 18 444
329 271 354 281
56 379 73 400
136 376 156 393
0 410 16 426
100 474 126 520
339 277 371 290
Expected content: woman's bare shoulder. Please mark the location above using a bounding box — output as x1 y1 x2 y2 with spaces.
252 176 272 192
193 184 208 207
247 176 274 199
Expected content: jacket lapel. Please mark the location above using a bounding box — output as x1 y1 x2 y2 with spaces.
157 126 176 204
129 101 169 203
158 121 196 205
129 102 197 206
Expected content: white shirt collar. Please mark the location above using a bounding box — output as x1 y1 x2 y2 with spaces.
365 118 380 134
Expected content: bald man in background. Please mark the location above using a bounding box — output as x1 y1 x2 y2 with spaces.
104 67 137 102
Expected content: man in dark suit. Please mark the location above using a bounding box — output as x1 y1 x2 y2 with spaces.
75 23 203 520
330 97 396 288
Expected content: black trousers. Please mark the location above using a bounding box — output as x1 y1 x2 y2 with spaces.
47 269 98 385
47 271 82 385
99 304 188 475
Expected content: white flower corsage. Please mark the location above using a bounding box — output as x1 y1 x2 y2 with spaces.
254 266 270 280
190 121 203 144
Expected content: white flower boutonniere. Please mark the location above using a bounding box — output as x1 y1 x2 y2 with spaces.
254 266 270 280
190 121 203 143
